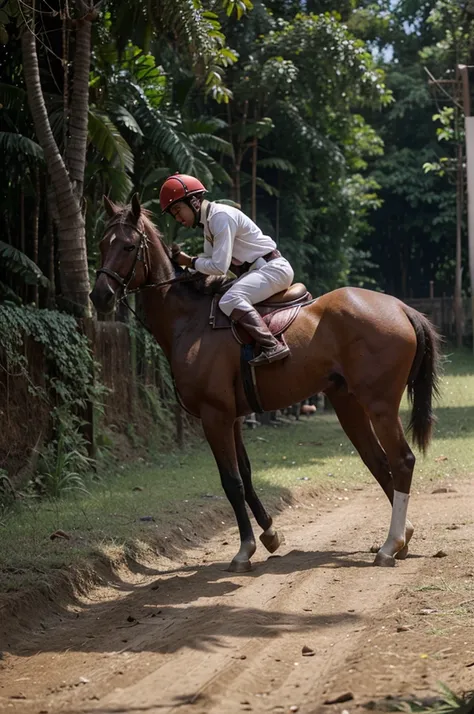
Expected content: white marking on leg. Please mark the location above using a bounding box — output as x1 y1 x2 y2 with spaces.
380 490 409 557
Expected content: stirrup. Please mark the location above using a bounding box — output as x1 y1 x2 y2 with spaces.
249 343 290 366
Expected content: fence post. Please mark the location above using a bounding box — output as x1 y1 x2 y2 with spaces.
80 317 97 463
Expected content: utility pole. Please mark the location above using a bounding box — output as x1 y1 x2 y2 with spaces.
458 65 474 352
425 67 465 348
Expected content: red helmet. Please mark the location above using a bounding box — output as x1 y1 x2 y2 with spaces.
159 173 207 213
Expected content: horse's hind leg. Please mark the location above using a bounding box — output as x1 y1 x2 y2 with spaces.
234 420 283 554
201 408 256 572
366 404 416 567
326 388 414 558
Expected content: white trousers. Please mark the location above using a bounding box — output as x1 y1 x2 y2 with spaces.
219 257 294 317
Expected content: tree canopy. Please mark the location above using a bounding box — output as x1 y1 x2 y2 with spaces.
0 0 471 305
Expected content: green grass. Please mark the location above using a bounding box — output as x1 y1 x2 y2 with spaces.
1 347 473 596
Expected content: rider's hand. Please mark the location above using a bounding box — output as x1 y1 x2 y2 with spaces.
176 251 193 268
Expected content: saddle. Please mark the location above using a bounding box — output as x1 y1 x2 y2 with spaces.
209 282 313 344
208 282 313 414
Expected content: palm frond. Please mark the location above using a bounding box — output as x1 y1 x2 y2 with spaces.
85 162 134 203
239 118 274 141
191 158 214 188
189 133 234 157
257 157 296 173
0 241 49 287
194 150 232 185
0 281 22 304
142 167 172 187
0 132 44 161
181 116 228 134
141 197 165 218
88 109 134 173
133 99 195 171
239 172 279 196
0 82 27 109
106 102 144 137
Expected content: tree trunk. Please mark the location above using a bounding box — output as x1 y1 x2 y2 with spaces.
46 195 56 307
455 142 464 347
231 100 249 207
234 159 242 206
251 137 257 222
20 187 25 253
66 2 93 199
32 168 40 305
226 103 239 204
20 187 26 302
21 6 91 315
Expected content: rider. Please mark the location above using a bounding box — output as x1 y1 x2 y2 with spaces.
159 173 294 366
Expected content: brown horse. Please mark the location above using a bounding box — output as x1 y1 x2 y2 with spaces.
90 195 441 573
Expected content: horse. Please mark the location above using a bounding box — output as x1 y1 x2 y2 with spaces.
90 194 441 573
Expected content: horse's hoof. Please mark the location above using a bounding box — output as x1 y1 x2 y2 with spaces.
227 559 252 573
260 529 284 554
373 550 396 567
395 545 409 560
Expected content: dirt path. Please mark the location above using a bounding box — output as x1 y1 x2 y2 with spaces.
1 483 473 714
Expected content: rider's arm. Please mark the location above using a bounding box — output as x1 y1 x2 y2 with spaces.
194 213 236 276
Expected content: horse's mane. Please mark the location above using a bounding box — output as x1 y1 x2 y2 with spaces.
113 202 231 297
181 273 233 296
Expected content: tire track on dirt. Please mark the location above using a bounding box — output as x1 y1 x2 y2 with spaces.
1 485 472 714
88 494 420 714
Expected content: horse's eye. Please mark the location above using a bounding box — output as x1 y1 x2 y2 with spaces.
124 245 136 252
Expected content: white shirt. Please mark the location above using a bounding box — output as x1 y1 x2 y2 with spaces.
194 200 277 276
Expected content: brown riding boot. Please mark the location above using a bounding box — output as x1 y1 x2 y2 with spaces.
231 308 290 366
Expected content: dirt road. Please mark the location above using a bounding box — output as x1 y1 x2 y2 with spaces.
1 483 473 714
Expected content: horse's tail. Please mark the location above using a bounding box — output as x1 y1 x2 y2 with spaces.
403 306 442 454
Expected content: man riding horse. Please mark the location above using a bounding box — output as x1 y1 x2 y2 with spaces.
159 173 294 366
92 192 440 572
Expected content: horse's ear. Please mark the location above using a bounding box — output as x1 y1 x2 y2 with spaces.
103 195 117 218
131 193 141 220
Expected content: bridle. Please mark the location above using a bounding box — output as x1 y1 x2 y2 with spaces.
96 220 150 297
96 218 200 303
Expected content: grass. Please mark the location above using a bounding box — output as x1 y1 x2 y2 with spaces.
1 347 473 596
367 685 474 713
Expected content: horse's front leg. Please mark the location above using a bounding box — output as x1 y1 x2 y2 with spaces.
201 408 256 572
234 419 283 554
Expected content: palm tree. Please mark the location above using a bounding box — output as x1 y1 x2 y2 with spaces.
84 41 233 253
17 0 239 314
20 1 94 315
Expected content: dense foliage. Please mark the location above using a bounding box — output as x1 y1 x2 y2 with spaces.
1 0 470 305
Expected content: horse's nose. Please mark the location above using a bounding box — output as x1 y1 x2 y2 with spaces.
90 278 116 314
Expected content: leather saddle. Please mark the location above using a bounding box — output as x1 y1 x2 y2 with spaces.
209 282 313 345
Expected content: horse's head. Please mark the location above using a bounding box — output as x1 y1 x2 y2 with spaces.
90 194 151 314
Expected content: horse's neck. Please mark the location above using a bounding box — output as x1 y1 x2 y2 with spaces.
147 234 174 285
143 234 207 360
